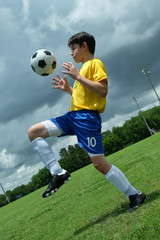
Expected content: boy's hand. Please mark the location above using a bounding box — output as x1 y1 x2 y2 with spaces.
51 74 73 95
62 62 79 80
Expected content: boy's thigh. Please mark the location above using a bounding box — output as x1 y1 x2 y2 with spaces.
41 120 63 137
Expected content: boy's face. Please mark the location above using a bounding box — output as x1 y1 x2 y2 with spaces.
70 43 85 63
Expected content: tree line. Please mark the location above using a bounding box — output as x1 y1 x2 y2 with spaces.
0 106 160 207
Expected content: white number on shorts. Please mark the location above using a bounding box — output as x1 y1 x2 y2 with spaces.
87 137 96 147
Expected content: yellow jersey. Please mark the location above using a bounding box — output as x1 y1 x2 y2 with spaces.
70 58 107 113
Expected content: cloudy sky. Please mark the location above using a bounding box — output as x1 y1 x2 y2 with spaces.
0 0 160 193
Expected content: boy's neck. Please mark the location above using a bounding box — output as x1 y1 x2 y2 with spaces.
82 52 94 64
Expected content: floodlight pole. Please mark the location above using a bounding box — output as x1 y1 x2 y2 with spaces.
142 68 160 104
0 182 10 204
133 97 153 136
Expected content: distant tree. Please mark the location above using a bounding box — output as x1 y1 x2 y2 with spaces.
31 167 50 190
6 190 16 202
103 134 122 156
59 144 91 173
102 106 160 156
102 130 112 141
59 148 68 158
143 106 160 132
0 194 8 207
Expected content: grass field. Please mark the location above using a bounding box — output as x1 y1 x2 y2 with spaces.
0 133 160 240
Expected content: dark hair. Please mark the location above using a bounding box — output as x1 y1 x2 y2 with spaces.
68 32 96 55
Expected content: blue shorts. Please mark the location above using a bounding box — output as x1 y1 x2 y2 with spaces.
49 110 104 155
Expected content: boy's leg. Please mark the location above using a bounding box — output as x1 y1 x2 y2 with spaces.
90 155 138 196
89 155 112 174
28 122 62 174
90 155 146 211
28 122 49 141
28 121 70 197
32 137 63 175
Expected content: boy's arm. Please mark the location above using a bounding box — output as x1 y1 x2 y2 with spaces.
51 74 73 95
76 75 108 97
62 62 108 97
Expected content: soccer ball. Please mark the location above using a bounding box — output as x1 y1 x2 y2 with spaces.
30 49 57 76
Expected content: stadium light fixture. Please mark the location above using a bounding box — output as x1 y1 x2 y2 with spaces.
142 68 160 104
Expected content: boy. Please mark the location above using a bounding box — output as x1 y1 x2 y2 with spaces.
28 32 146 212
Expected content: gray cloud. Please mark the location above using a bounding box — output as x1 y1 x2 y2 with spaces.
101 29 160 121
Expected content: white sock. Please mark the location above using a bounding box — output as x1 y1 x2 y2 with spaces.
32 137 63 175
105 165 138 197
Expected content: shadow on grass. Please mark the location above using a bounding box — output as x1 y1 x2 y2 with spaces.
65 190 159 240
145 190 160 203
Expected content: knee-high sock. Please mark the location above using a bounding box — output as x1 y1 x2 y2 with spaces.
106 165 138 197
32 137 62 175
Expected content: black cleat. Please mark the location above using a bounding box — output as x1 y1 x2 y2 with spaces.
129 192 146 212
42 171 71 198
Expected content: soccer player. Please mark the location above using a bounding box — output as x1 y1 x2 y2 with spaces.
28 32 146 212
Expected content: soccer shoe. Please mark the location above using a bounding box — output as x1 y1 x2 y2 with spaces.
42 171 71 198
129 192 146 212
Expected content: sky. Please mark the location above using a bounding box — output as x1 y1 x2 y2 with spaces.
0 0 160 193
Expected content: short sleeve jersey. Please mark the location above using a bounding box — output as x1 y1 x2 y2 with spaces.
70 58 107 113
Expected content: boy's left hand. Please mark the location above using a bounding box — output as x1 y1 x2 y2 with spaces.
62 62 79 80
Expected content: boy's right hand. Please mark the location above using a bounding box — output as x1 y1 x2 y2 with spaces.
51 74 73 95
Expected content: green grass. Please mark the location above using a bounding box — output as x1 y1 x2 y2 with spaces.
0 133 160 240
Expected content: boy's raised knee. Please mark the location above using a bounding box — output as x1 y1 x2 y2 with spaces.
28 126 35 142
28 123 49 142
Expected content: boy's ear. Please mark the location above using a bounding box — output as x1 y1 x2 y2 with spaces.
82 41 88 50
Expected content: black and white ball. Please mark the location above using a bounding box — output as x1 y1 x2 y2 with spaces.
30 49 57 76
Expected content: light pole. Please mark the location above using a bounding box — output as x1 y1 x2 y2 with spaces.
0 182 10 204
142 68 160 104
133 97 153 136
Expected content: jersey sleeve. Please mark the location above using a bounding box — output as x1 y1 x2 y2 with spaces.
92 59 107 82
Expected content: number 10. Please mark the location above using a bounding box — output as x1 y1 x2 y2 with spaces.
87 137 96 147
